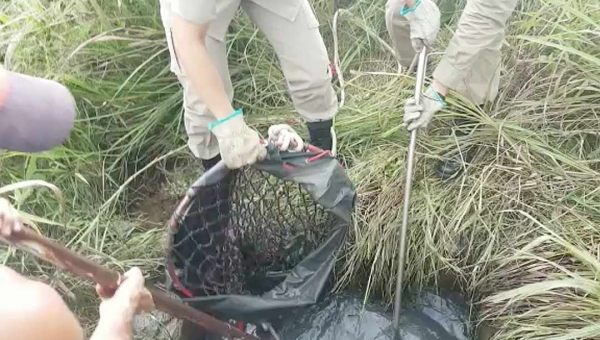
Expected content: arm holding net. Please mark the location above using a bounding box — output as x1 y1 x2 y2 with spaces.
0 226 259 340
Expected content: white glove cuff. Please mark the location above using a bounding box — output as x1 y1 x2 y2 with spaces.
210 112 247 138
209 109 243 132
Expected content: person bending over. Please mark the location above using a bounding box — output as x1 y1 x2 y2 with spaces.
159 0 338 172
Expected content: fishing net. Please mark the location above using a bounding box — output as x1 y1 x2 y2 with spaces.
165 145 355 323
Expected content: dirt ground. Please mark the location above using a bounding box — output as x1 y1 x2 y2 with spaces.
130 162 198 229
133 190 180 229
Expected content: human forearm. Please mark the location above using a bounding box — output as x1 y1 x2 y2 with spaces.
89 318 132 340
89 268 154 340
431 79 448 97
171 15 234 120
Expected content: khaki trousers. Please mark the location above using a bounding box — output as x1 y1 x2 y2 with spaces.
161 0 338 160
386 0 511 105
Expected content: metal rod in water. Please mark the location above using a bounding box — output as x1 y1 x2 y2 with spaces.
392 47 429 337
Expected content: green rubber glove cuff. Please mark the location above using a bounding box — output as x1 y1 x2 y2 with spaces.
208 109 243 131
400 0 422 15
428 86 447 107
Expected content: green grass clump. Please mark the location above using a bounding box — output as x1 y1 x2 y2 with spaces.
1 0 600 339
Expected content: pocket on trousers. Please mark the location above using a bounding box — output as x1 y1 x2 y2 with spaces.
301 0 320 29
165 27 184 75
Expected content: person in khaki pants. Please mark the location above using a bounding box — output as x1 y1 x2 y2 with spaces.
386 0 520 179
159 1 337 338
159 0 338 172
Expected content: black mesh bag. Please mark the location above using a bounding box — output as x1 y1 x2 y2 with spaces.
165 145 355 326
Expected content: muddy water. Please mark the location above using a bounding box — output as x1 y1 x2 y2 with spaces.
275 289 474 340
133 288 484 340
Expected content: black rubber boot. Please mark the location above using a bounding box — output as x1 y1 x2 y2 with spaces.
306 119 355 169
307 119 334 152
434 118 476 180
202 154 222 172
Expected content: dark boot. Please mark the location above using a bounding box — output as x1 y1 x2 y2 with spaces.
307 119 334 152
202 154 222 172
305 119 355 169
434 118 477 180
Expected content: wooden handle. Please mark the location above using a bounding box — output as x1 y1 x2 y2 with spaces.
1 228 259 340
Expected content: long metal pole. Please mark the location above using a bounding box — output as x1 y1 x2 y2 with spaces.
392 47 428 337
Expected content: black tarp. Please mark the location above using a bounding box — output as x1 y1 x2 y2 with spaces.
167 146 355 323
277 290 473 340
132 289 475 340
163 146 475 340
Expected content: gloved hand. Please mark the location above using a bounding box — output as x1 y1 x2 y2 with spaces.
404 86 446 131
210 112 267 169
401 0 441 52
268 124 304 152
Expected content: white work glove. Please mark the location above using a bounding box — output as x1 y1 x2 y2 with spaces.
404 86 446 131
267 124 304 152
210 113 267 169
401 0 441 52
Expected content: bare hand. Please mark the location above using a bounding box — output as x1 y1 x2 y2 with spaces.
97 267 155 323
0 197 22 238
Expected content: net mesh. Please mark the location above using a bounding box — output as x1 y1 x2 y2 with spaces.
168 166 333 298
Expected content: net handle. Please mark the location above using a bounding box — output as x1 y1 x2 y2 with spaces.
0 227 259 340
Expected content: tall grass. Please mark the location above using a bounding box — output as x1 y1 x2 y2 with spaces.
1 0 600 338
335 1 600 339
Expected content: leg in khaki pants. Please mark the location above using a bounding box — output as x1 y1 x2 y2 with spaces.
385 0 417 69
163 0 338 161
385 0 502 105
242 0 338 124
